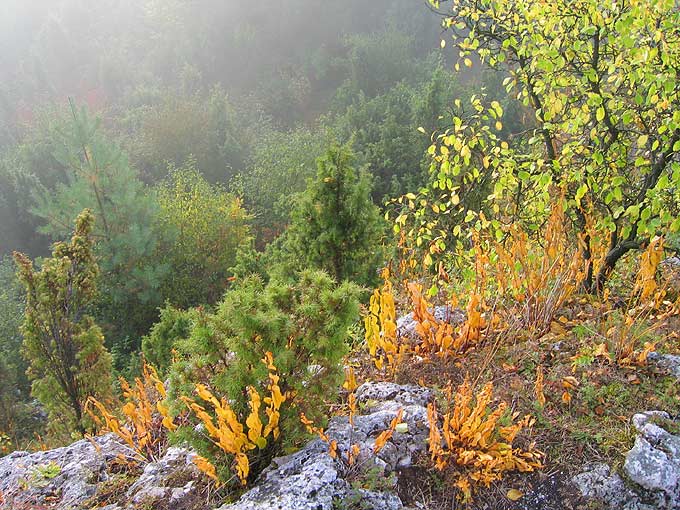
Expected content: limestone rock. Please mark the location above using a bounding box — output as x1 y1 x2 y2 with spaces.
648 352 680 380
624 413 680 509
574 412 680 510
572 463 645 509
0 433 128 510
355 382 433 407
126 446 202 509
219 382 432 510
396 305 465 340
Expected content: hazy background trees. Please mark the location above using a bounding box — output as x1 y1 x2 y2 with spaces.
0 0 501 444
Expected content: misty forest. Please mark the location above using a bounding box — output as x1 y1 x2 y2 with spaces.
1 1 680 509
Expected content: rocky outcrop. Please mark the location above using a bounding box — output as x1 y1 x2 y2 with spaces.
4 384 677 510
648 352 680 380
0 433 129 510
624 411 680 509
573 411 680 510
0 383 432 510
219 382 433 510
0 437 206 510
125 447 204 509
573 463 652 510
396 305 465 340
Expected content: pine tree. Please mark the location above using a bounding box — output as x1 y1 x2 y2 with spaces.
286 144 384 286
14 209 113 436
31 100 167 360
166 269 361 482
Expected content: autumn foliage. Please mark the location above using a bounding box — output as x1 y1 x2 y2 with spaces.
87 362 176 462
182 352 285 486
364 268 487 374
427 379 542 502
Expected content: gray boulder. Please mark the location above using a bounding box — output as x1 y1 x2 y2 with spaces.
573 411 680 509
0 435 210 510
396 305 465 340
0 433 129 510
126 446 203 509
648 352 680 380
573 463 652 510
219 382 433 510
624 412 680 509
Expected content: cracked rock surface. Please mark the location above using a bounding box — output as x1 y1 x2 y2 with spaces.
218 382 432 510
648 352 680 380
0 438 205 510
573 411 680 510
0 433 128 510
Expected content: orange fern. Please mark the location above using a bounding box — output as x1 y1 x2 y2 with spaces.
427 379 542 502
87 362 176 462
183 352 285 485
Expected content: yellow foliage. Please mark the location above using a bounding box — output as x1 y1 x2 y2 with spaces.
427 379 542 503
534 367 546 408
183 352 284 485
409 282 486 357
364 268 488 374
246 387 264 445
300 412 332 445
493 198 585 335
192 455 219 484
633 236 665 306
0 433 12 456
364 268 404 372
373 408 404 454
87 362 176 462
342 367 358 392
609 312 658 367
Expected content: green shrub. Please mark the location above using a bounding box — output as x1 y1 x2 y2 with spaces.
141 304 195 376
14 210 113 436
284 144 385 287
155 162 251 308
166 269 361 485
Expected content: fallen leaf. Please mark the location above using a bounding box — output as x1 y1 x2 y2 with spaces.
562 376 580 390
507 489 524 501
627 374 641 385
550 321 567 335
593 343 609 358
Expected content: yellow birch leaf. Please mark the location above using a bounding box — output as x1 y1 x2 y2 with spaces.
507 489 524 501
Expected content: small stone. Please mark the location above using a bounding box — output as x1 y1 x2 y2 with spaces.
572 463 635 507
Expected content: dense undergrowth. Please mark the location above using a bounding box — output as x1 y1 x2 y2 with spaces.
1 0 680 508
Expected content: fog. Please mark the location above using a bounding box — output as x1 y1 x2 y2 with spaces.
0 0 441 132
0 0 462 258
